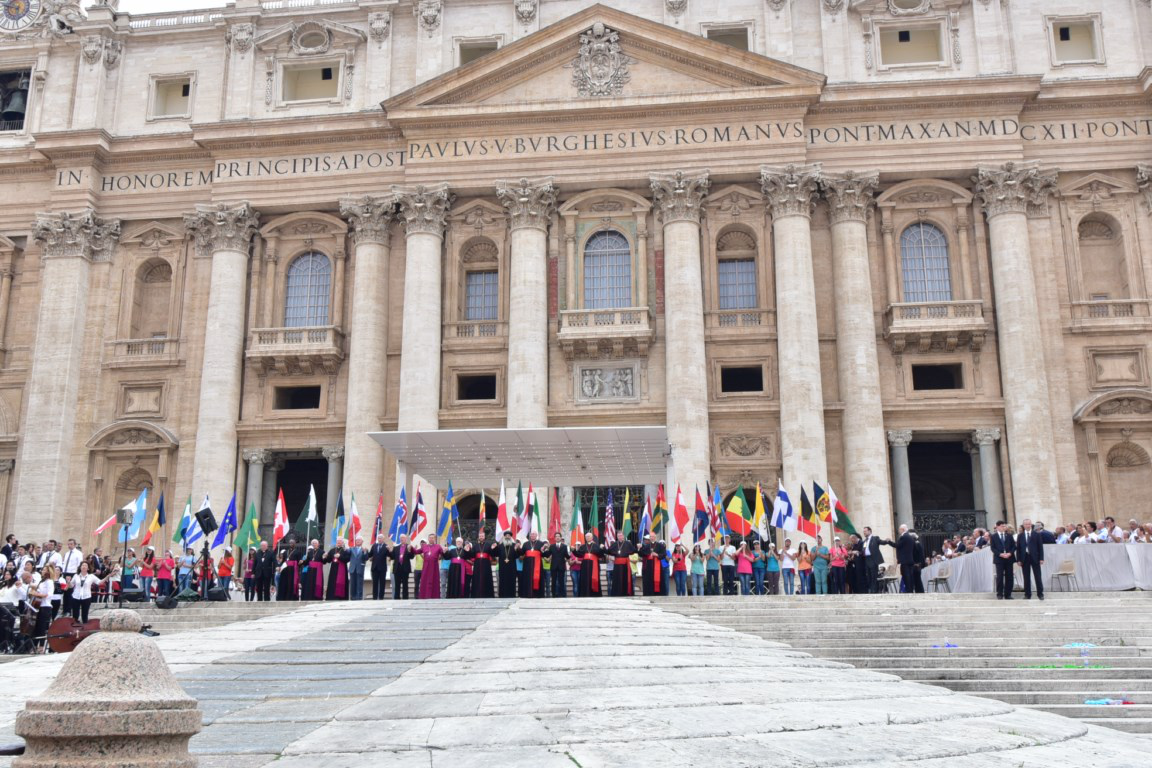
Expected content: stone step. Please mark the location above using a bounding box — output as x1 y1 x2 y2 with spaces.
1074 718 1152 733
1021 704 1152 720
770 636 1151 649
796 646 1152 658
967 691 1152 705
877 667 1150 681
817 656 1152 669
936 678 1152 693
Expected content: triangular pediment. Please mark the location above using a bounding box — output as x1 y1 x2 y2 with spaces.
384 4 824 119
119 222 185 249
1060 173 1138 200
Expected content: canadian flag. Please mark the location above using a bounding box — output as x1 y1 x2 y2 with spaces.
272 489 289 547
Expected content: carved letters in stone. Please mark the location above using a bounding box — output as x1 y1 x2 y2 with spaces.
760 164 822 219
392 184 453 237
339 196 396 246
496 178 558 232
820 170 879 224
973 161 1058 219
368 12 392 43
650 170 711 225
578 366 636 400
33 209 120 262
718 435 773 460
515 0 538 25
414 0 442 35
227 23 255 53
570 23 633 98
183 202 260 255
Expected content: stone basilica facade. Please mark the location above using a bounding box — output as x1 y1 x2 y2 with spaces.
0 0 1150 546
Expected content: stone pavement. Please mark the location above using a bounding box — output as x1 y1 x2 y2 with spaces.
1 598 1150 767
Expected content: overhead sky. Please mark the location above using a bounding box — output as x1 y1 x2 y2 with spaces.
118 0 229 13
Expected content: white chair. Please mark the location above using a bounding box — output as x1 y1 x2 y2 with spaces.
879 564 901 593
1050 559 1078 592
928 565 951 593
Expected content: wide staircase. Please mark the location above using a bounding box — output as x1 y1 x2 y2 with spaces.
666 592 1152 734
90 599 304 634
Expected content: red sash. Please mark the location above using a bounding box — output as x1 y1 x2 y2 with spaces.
649 554 662 589
614 557 633 595
583 551 599 592
524 549 543 591
475 553 491 560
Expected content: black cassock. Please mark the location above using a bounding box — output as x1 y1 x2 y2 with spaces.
300 546 325 601
496 541 519 598
519 541 547 598
467 541 496 598
640 541 668 596
608 541 636 596
444 546 466 599
324 547 351 600
574 543 606 597
276 545 304 601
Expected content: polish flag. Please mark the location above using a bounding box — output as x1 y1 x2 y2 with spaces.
669 484 691 546
93 513 118 537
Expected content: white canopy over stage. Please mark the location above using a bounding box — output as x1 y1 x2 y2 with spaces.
369 426 671 488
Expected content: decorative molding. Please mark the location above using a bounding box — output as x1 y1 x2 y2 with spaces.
242 448 272 465
949 10 962 65
575 364 637 401
824 0 846 12
717 435 774 460
340 196 396 246
496 177 558 232
973 161 1059 219
183 202 259 255
414 0 442 35
393 183 454 238
887 428 913 447
1078 220 1115 240
515 0 538 25
33 209 120 263
227 22 255 54
1098 398 1152 417
570 23 633 98
461 240 499 263
0 459 13 474
650 170 711 225
970 427 1001 446
1106 442 1151 469
103 39 123 70
1138 164 1152 213
768 0 790 12
666 0 688 16
368 11 392 43
81 36 105 65
321 445 345 462
820 170 879 224
760 164 822 219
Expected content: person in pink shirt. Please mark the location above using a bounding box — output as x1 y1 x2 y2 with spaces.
735 541 755 595
155 550 176 599
829 536 849 595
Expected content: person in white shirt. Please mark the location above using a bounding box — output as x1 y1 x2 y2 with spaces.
31 566 55 645
780 538 797 596
69 562 114 623
59 539 83 615
36 541 63 571
0 574 29 652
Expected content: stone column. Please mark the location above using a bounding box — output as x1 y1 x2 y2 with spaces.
14 210 119 540
0 459 14 548
338 196 396 501
972 427 1005 522
260 457 283 540
761 165 828 493
964 439 983 512
323 445 344 526
651 170 712 493
887 429 914 531
242 449 269 531
821 171 893 539
184 203 259 509
497 178 558 429
394 184 452 432
973 162 1062 520
0 264 14 349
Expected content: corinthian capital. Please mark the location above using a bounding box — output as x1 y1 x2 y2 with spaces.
820 170 879 224
33 209 120 262
760 164 821 220
886 429 913 448
183 202 259 254
340 195 397 246
650 170 710 225
971 427 1001 446
496 177 558 231
973 161 1058 219
392 183 453 238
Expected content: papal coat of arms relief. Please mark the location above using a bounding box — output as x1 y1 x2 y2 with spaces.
569 22 634 98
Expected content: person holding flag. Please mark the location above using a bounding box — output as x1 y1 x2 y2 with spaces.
772 482 796 532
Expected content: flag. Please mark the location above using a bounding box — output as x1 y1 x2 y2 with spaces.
548 488 561 541
173 496 192 545
437 482 458 539
815 482 832 523
118 489 148 543
412 484 429 542
235 502 260 551
828 485 859 537
708 484 723 540
588 488 600 539
347 493 363 544
389 487 409 540
372 491 385 542
514 481 525 540
93 513 118 536
531 486 542 534
569 490 584 547
693 487 709 545
330 494 347 546
517 482 533 539
294 484 320 542
639 495 652 539
184 495 208 547
653 485 667 536
621 488 633 539
140 493 166 547
604 489 616 543
669 485 690 545
479 491 488 534
753 483 769 541
725 487 753 537
772 482 796 531
495 479 511 538
211 493 238 549
799 486 820 537
272 489 289 547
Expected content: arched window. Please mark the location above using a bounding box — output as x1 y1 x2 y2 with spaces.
716 230 758 310
1078 216 1129 304
130 259 172 338
583 230 632 309
284 251 331 327
900 223 952 302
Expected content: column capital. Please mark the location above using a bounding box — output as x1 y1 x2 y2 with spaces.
496 177 558 232
972 161 1058 219
392 183 453 238
971 427 1002 446
242 448 271 466
183 202 259 254
886 428 913 447
33 209 120 263
760 164 821 220
0 458 13 473
322 445 345 462
340 195 397 246
649 170 711 225
820 170 879 224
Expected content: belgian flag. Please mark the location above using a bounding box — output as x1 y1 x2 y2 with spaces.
799 486 821 537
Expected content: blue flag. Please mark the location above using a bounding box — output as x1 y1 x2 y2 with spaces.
212 493 238 548
119 489 148 543
437 482 457 539
389 487 409 540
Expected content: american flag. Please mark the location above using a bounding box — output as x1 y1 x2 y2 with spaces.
604 488 616 542
707 483 722 539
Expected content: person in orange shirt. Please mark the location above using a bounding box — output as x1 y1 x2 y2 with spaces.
216 548 235 601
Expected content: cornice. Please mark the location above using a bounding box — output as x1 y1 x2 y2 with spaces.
191 114 399 151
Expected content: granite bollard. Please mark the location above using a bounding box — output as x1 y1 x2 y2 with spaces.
14 609 202 768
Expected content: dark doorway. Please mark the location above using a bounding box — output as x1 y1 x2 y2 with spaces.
456 492 498 540
278 458 329 543
909 441 979 557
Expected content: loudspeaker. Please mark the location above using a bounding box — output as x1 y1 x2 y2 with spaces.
154 594 178 610
195 507 218 535
205 587 228 602
116 505 135 527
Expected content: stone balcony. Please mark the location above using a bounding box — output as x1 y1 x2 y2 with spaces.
1069 299 1152 333
105 338 181 369
246 326 344 375
704 309 776 339
883 300 987 354
557 307 654 360
442 320 508 351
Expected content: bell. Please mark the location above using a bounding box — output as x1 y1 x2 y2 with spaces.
1 88 27 122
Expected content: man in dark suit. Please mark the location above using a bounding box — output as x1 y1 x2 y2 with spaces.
911 532 926 594
893 525 918 593
251 540 278 602
1016 518 1045 600
368 534 390 600
1035 521 1057 545
990 521 1015 599
387 534 414 600
859 527 889 593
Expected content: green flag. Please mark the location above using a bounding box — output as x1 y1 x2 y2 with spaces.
172 496 192 544
589 488 600 538
570 491 584 546
235 502 260 550
621 487 633 538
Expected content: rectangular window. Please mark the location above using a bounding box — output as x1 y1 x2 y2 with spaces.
273 386 322 410
911 364 963 391
0 69 32 133
706 27 750 51
1050 18 1101 64
459 41 499 67
282 64 340 102
152 77 192 119
717 259 757 310
457 374 497 401
464 271 499 321
878 25 944 67
720 366 764 394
